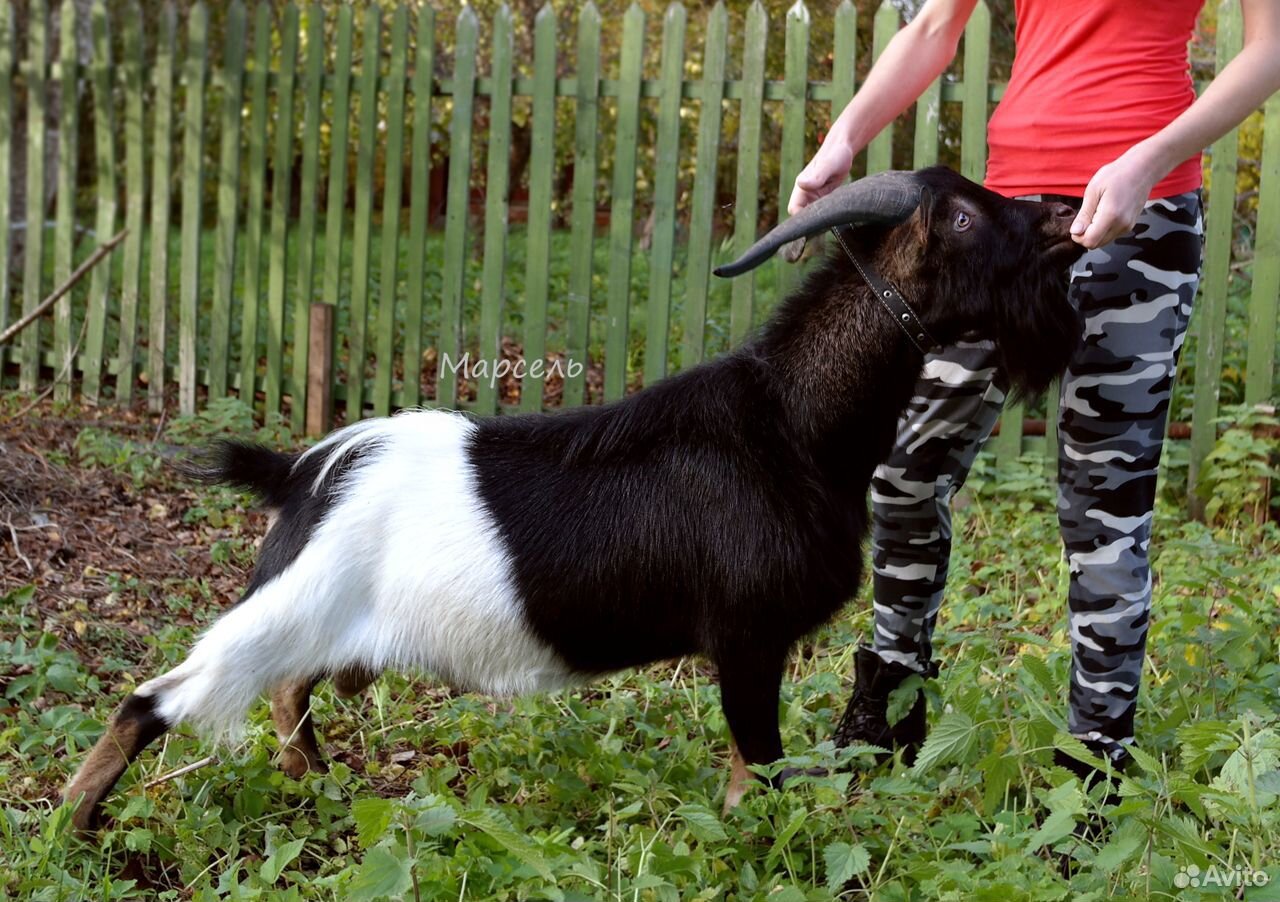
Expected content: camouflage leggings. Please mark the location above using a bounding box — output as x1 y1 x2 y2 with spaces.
869 191 1203 761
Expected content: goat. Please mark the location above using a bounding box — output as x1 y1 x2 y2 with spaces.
63 166 1085 829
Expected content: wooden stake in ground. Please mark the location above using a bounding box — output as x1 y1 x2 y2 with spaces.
305 302 335 437
0 229 127 347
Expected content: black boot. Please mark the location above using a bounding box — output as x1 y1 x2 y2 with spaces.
1053 739 1132 872
1052 739 1131 805
832 646 937 766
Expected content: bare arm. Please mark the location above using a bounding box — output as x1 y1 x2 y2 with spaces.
788 0 980 214
1072 0 1280 247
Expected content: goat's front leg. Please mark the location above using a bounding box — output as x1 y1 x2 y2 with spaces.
63 693 170 833
271 677 327 778
716 646 787 814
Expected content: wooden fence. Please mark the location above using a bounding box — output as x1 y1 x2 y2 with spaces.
1 0 1278 506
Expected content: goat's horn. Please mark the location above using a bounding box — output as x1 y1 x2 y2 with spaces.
713 170 923 278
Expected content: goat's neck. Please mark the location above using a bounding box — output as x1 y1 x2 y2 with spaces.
757 276 927 474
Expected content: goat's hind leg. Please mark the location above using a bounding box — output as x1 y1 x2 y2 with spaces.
333 663 379 699
271 677 327 778
270 665 379 777
62 692 169 833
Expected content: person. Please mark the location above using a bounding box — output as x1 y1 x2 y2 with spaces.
788 0 1280 787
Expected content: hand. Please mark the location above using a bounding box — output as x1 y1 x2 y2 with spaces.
1070 146 1164 249
788 137 856 215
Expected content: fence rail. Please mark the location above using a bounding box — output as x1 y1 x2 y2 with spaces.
1 0 1278 510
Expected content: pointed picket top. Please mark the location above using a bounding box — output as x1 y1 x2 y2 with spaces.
786 0 809 25
873 0 899 39
535 2 555 26
457 4 478 31
831 0 856 117
707 1 727 32
579 0 600 27
492 3 511 31
623 2 645 30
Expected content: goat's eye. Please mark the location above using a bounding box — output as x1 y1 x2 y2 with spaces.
954 211 973 232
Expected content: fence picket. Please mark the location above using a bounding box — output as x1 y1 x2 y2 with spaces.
729 1 766 343
475 5 514 415
209 0 246 401
960 1 990 182
563 3 600 407
177 2 207 415
83 1 117 405
147 4 176 412
19 0 46 391
402 4 435 410
603 4 646 402
913 75 941 168
264 3 298 417
373 5 409 419
831 1 856 122
1189 0 1244 510
680 1 727 370
957 2 1019 467
52 2 77 402
1246 92 1280 407
865 1 896 174
0 2 9 350
1043 379 1060 475
116 2 146 403
290 6 326 431
346 4 380 420
239 2 271 409
318 3 354 422
775 1 808 300
437 7 478 410
642 3 686 387
519 5 558 411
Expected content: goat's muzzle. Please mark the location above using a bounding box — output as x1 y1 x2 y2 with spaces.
1037 202 1087 267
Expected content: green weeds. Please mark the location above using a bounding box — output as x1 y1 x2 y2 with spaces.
1 402 1277 899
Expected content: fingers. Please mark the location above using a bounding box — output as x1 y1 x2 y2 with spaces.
1074 196 1137 248
1071 181 1101 242
1079 212 1125 249
788 143 852 214
788 169 835 215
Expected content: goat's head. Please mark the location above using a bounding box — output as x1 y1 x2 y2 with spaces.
715 166 1086 398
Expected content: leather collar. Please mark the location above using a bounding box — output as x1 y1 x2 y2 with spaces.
830 227 938 355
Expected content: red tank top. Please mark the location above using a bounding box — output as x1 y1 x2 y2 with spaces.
984 0 1205 199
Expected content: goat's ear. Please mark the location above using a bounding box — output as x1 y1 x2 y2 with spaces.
913 186 936 245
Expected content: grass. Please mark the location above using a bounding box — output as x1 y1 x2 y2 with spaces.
1 395 1278 899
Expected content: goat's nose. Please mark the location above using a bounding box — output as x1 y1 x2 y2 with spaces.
1047 202 1075 221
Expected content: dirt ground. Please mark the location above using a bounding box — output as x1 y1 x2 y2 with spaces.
0 399 260 683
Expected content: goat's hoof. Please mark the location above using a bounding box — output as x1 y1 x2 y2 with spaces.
62 787 104 835
279 749 329 780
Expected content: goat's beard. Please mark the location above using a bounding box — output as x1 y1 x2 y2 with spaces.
996 267 1082 402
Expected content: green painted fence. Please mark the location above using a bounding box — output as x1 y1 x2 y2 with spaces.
1 0 1278 508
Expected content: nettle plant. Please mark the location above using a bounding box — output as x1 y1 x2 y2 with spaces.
1196 403 1280 527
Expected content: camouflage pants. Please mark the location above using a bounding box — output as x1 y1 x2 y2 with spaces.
869 191 1204 760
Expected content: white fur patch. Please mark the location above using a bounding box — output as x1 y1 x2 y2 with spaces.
138 410 578 741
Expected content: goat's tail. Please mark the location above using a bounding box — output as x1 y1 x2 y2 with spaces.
182 441 299 509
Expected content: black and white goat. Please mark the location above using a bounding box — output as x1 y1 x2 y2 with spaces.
64 167 1085 829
